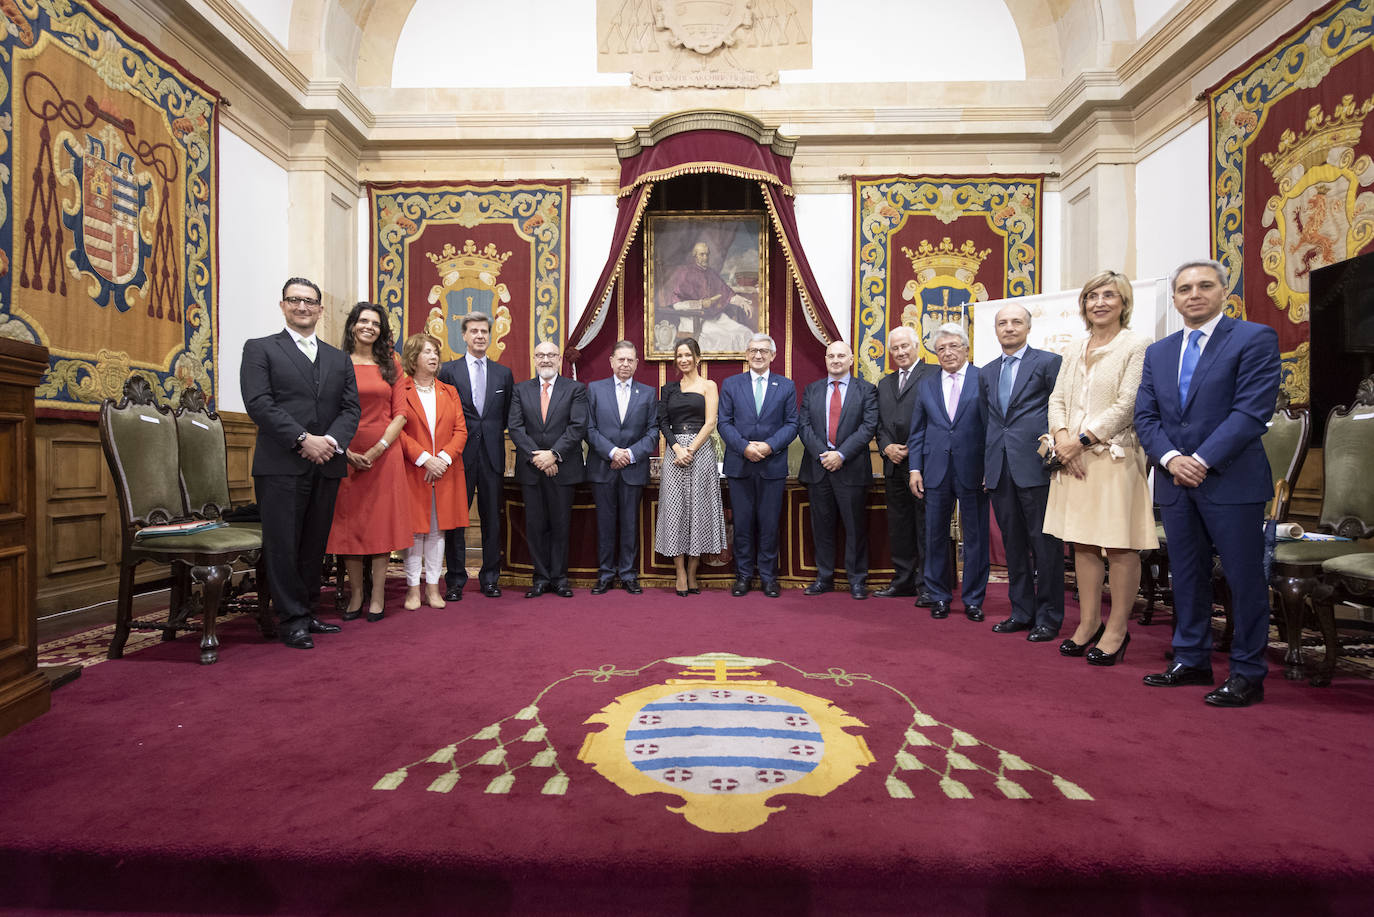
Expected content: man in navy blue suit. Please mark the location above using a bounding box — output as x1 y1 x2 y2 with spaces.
980 304 1065 641
798 340 879 599
719 333 798 598
907 323 989 622
1136 259 1280 707
585 341 658 595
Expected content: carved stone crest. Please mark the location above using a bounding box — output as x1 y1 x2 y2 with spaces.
653 0 753 55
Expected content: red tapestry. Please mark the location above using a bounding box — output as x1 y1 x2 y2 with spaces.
1209 0 1374 403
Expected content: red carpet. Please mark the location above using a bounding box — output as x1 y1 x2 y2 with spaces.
2 580 1372 915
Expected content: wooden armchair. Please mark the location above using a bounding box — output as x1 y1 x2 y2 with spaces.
1270 376 1374 686
99 377 264 665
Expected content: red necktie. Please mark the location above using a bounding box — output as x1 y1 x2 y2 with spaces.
541 381 551 422
828 380 841 447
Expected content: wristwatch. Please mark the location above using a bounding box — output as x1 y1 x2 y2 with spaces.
1079 433 1092 446
295 431 308 450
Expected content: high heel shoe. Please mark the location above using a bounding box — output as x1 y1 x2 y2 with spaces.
1086 632 1130 666
342 607 364 622
1059 623 1106 657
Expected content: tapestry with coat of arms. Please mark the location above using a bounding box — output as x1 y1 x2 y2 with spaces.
368 181 571 376
851 175 1041 383
1209 0 1374 404
1 0 220 414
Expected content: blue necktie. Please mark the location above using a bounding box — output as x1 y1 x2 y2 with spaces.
998 355 1016 413
1178 329 1203 406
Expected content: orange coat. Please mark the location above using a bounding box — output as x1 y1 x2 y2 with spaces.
397 376 470 531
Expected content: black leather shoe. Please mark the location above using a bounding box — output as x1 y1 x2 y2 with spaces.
341 608 363 622
524 582 549 599
1204 674 1264 707
991 617 1031 633
624 579 643 595
763 580 781 598
873 585 915 598
964 605 984 623
850 585 868 600
915 590 937 608
282 630 314 650
482 583 502 598
1026 625 1059 643
590 579 613 595
1143 661 1215 687
930 601 951 619
553 582 574 598
803 580 833 596
444 587 463 602
1059 623 1106 656
731 579 750 597
1086 632 1130 666
307 618 341 635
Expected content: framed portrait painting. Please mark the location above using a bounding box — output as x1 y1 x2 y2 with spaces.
644 211 769 360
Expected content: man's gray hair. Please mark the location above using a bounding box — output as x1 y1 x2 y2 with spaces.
462 311 493 332
749 333 776 352
612 339 637 355
1168 259 1229 292
931 322 969 348
889 325 918 347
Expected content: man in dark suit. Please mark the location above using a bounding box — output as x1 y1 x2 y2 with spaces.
798 341 879 599
508 340 588 598
907 323 989 622
585 340 658 595
438 312 513 600
241 278 360 649
718 332 798 598
875 325 937 600
1136 259 1281 707
980 304 1065 642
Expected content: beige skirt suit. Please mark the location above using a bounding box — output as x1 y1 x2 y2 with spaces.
1042 328 1159 550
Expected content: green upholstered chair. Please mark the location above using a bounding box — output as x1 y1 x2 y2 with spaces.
99 377 263 665
1270 376 1374 686
174 385 273 639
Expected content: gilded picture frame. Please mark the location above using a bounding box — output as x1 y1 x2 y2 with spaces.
644 211 768 360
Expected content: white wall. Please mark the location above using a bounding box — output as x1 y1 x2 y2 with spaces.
1135 119 1209 284
792 192 853 338
236 0 292 47
569 194 619 329
1134 0 1178 38
217 127 290 413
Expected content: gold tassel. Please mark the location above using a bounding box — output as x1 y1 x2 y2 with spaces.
373 770 407 790
426 745 456 764
950 729 978 746
946 751 977 770
1053 776 1093 800
530 748 557 767
541 774 569 795
895 751 923 770
521 725 547 743
427 773 460 793
485 774 515 794
998 751 1032 770
514 705 539 720
911 712 938 727
475 724 501 740
886 776 915 799
477 747 507 766
996 777 1031 799
940 776 973 799
904 729 933 746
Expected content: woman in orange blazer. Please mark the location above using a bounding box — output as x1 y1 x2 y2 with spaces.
397 333 469 609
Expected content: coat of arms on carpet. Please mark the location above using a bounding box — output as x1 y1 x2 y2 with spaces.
373 651 1093 834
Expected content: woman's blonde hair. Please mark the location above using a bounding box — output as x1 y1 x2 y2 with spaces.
1077 270 1133 330
401 333 443 376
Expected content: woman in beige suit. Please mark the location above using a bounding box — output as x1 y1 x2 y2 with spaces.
1043 270 1158 666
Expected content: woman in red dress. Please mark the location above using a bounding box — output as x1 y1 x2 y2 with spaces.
397 334 469 609
327 303 413 622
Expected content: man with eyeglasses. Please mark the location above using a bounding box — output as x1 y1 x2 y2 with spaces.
507 341 588 598
438 312 514 599
719 333 798 597
241 278 360 649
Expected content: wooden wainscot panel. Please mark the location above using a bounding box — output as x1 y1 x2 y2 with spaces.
0 337 50 736
223 411 257 505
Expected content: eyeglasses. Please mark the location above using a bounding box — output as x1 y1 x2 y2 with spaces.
284 296 320 306
534 353 561 361
746 347 773 356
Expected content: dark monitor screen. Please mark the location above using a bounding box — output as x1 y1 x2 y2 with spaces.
1309 250 1374 441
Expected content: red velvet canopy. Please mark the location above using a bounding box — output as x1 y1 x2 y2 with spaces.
567 113 839 388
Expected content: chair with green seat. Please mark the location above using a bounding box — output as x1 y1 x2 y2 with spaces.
1270 376 1374 686
174 385 273 639
99 376 264 665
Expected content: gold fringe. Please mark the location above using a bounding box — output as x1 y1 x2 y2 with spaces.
618 163 792 198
